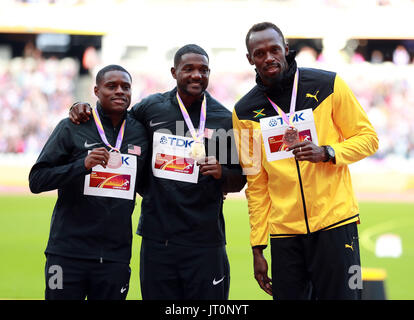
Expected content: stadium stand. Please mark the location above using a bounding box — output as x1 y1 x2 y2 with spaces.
0 0 414 197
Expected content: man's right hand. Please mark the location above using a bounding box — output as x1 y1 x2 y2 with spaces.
253 247 272 296
69 103 92 125
84 147 109 170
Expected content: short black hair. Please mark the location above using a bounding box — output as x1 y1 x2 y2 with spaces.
245 22 286 53
174 44 209 67
95 64 132 85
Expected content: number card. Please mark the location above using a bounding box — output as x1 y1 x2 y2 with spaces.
152 132 200 183
84 152 137 200
260 108 318 162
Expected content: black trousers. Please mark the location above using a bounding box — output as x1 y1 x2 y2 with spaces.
44 254 131 300
140 238 230 300
270 222 362 300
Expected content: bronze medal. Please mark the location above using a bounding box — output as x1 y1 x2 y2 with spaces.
107 150 122 169
282 126 299 148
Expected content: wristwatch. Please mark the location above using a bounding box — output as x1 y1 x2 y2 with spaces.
322 145 335 163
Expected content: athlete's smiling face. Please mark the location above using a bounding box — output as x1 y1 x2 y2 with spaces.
171 53 210 99
246 28 289 86
94 70 132 115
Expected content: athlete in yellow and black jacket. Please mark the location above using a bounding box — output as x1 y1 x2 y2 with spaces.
233 59 378 243
232 22 378 300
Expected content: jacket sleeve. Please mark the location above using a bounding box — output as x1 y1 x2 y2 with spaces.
129 101 146 122
330 75 379 165
129 101 151 196
220 117 246 193
220 165 246 193
129 95 158 123
29 120 90 193
232 110 271 248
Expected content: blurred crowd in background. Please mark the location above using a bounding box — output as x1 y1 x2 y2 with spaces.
10 0 414 8
1 41 414 161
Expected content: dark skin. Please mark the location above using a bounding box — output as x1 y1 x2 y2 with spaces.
287 140 328 163
252 247 272 295
171 53 210 108
83 70 132 170
84 147 110 171
247 28 328 296
69 54 222 179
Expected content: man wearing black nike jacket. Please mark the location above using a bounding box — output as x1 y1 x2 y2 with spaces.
69 45 246 300
29 65 148 300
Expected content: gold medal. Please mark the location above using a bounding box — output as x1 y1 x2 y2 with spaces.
282 126 299 148
190 141 206 162
107 150 122 169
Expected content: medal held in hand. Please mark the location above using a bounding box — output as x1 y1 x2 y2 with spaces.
91 106 126 167
107 150 122 169
282 126 300 148
266 69 300 149
176 92 207 163
190 141 206 162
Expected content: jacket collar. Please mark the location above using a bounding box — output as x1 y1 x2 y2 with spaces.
95 102 127 129
170 87 211 109
256 50 298 97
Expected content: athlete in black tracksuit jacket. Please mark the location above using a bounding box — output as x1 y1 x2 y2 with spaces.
130 88 246 299
29 102 148 299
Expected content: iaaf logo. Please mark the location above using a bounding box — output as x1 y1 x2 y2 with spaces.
269 112 305 127
160 136 194 148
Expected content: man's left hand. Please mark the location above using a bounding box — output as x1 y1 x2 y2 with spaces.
198 156 222 179
288 140 326 163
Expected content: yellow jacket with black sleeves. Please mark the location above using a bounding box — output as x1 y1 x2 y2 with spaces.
232 57 378 247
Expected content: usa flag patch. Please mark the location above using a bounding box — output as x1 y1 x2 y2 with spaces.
128 144 141 156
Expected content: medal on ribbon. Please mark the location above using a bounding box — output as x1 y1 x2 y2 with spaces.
91 107 126 169
107 150 122 169
190 141 205 161
281 127 299 148
176 92 207 162
266 69 300 148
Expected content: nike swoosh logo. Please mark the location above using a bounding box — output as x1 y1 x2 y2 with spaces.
120 287 127 293
212 276 225 286
84 141 101 148
149 120 167 127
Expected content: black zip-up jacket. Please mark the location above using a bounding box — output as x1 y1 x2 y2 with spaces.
130 88 246 247
29 103 148 263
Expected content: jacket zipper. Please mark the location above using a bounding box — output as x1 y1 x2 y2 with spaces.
295 159 310 234
98 114 120 264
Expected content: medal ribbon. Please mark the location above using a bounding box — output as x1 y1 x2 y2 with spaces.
266 69 299 127
91 107 126 152
176 92 206 143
